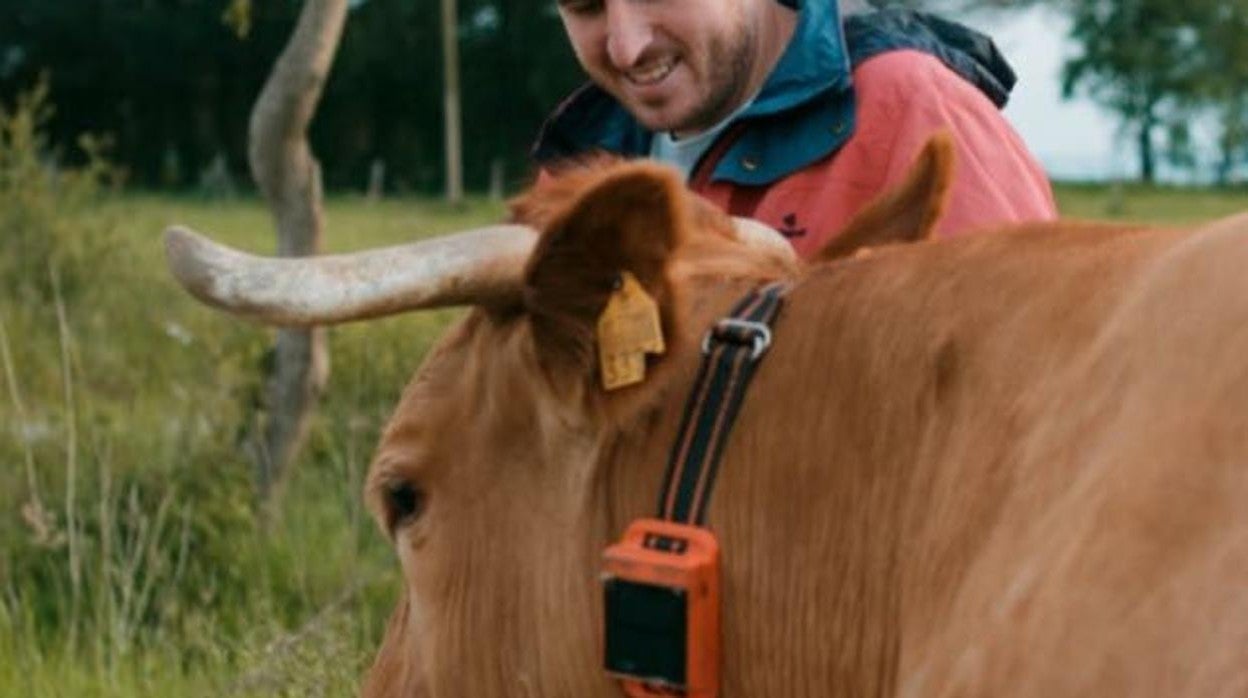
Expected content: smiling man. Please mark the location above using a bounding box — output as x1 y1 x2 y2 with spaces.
533 0 1057 258
559 0 793 136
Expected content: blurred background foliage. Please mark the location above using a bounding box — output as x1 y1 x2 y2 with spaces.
0 0 583 194
4 0 1248 189
2 0 1248 191
0 79 503 694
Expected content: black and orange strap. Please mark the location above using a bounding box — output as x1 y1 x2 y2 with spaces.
601 281 789 698
654 281 789 530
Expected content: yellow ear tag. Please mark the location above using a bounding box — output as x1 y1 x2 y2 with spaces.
596 272 666 390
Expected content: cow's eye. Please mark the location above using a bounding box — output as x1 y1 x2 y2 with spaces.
386 480 427 532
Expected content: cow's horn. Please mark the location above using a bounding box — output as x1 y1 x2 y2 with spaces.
732 217 797 262
164 217 792 327
163 224 536 326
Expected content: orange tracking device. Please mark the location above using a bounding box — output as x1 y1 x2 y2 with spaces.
600 283 786 698
602 518 721 698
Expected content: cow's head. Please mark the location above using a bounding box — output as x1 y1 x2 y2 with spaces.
357 162 799 697
164 134 954 697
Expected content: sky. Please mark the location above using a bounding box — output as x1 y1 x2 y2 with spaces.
966 6 1127 181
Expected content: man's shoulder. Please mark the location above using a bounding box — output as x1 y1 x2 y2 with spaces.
844 10 1015 109
852 50 982 105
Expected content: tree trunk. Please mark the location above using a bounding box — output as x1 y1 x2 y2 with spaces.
1138 118 1156 184
441 0 463 204
246 0 347 509
1217 101 1245 186
1217 141 1233 187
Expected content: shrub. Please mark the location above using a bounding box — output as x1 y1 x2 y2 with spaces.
0 79 264 673
0 77 122 305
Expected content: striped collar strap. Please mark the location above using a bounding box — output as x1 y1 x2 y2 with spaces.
653 282 789 532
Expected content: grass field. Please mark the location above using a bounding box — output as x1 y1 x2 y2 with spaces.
2 181 1246 697
1054 181 1248 224
0 189 504 696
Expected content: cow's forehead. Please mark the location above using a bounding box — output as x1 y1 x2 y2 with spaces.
367 316 487 511
412 311 498 389
379 308 540 448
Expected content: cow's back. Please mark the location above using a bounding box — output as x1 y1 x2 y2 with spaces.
898 214 1248 696
628 220 1248 696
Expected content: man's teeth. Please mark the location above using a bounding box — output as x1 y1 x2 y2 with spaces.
628 59 676 85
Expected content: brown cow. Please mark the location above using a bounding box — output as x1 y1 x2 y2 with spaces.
165 135 1248 697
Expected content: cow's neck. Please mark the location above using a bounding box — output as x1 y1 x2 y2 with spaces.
596 225 1176 695
592 268 914 695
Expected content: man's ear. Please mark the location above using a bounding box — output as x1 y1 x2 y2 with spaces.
813 131 955 263
522 161 689 384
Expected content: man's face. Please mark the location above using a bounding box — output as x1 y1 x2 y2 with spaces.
557 0 759 137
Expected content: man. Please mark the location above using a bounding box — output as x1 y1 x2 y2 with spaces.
533 0 1056 258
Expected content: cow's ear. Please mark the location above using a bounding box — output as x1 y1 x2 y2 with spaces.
813 131 955 263
522 162 688 383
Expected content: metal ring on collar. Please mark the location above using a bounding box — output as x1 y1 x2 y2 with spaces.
701 319 774 360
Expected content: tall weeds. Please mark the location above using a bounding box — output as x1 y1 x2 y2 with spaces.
0 82 473 695
0 81 263 689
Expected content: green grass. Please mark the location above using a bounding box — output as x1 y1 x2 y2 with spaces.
3 180 1246 696
1053 180 1248 224
0 189 505 697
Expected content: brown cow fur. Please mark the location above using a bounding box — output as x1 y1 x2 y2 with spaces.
362 145 1248 697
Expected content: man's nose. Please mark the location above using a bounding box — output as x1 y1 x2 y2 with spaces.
605 2 653 69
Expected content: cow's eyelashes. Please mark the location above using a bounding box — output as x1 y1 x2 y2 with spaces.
386 480 427 532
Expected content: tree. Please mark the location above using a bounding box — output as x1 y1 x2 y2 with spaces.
246 0 347 508
1059 0 1208 182
0 0 584 193
1188 0 1248 183
441 0 463 203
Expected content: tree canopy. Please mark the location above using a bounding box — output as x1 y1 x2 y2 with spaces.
0 0 584 193
6 0 1248 187
1043 0 1248 182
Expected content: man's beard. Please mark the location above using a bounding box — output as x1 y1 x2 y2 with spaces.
672 23 758 135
